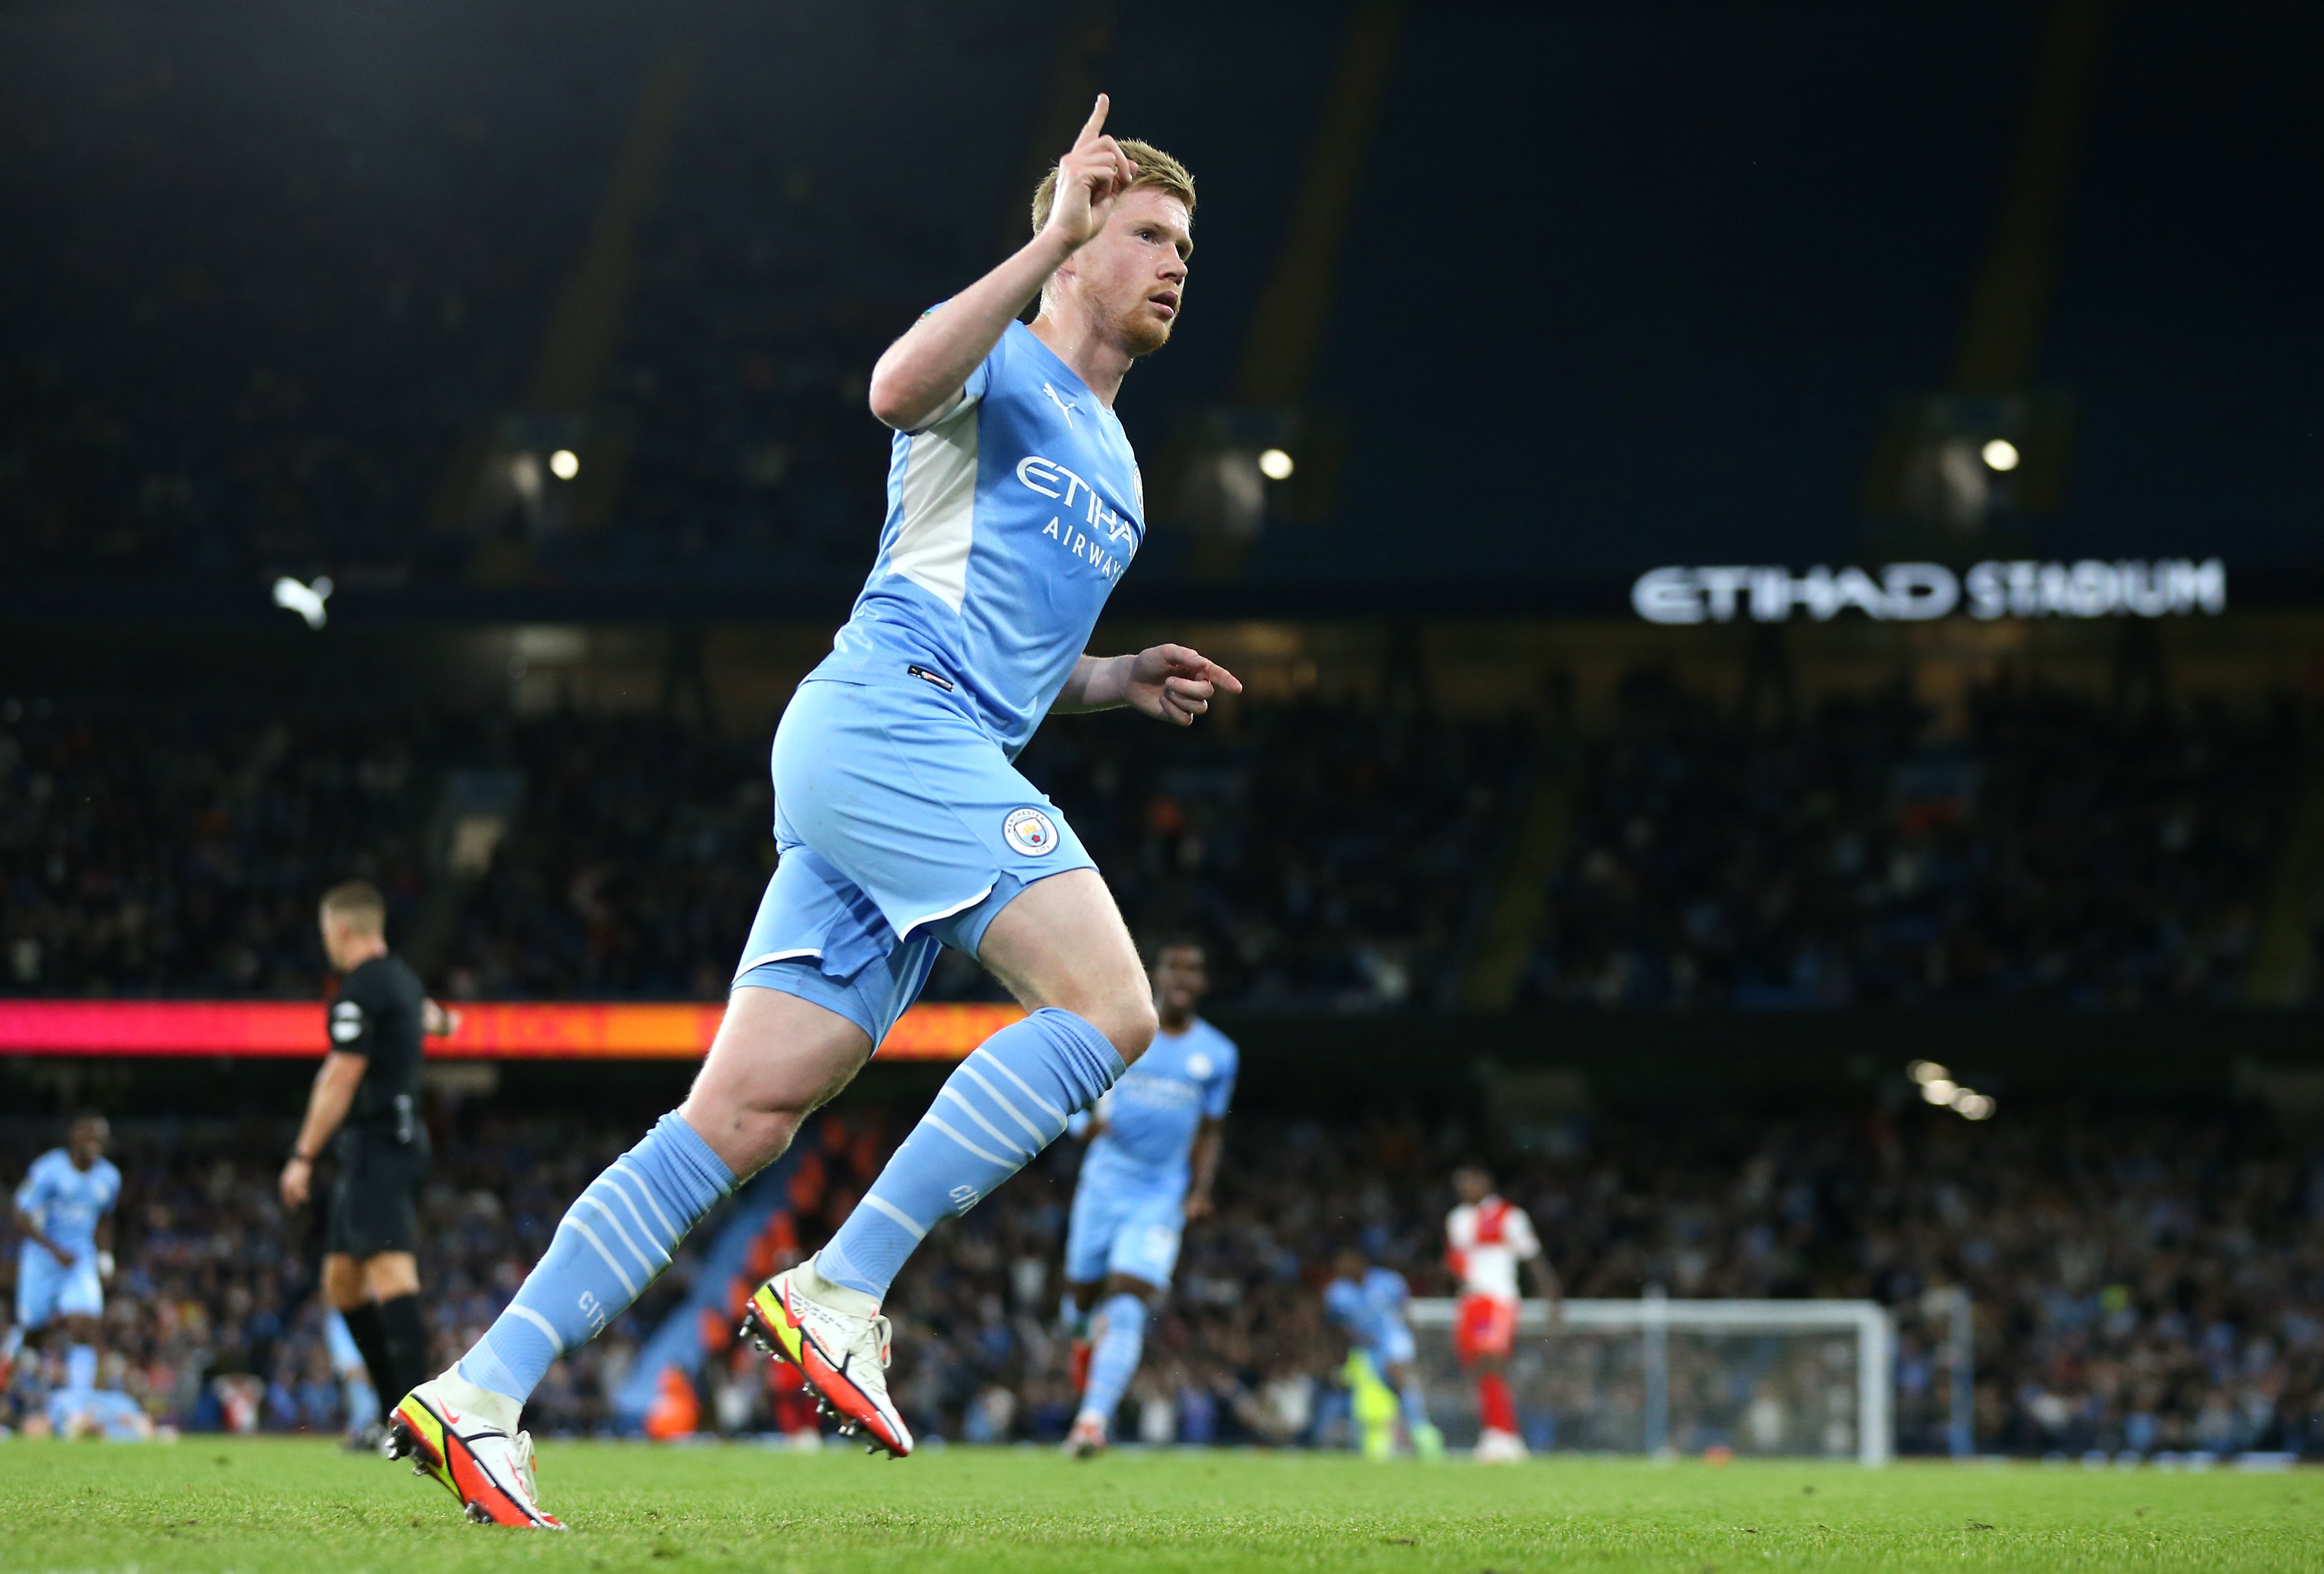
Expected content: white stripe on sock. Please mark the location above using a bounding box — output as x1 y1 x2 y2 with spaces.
561 1214 640 1300
986 1055 1067 1125
597 1169 675 1263
957 1062 1051 1148
923 1112 1011 1169
579 1189 661 1277
939 1083 1032 1159
861 1194 929 1242
609 1159 678 1242
504 1303 566 1354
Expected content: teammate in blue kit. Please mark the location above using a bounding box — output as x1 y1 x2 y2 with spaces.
1324 1248 1443 1460
1058 938 1236 1457
6 1115 122 1406
396 96 1240 1527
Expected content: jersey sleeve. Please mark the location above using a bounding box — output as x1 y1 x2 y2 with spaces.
329 974 382 1056
1507 1206 1542 1260
1202 1036 1239 1120
1445 1205 1473 1277
13 1157 48 1214
1446 1205 1475 1251
98 1161 122 1216
1322 1280 1354 1328
899 304 1000 433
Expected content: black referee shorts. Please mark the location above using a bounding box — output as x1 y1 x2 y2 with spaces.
326 1126 431 1259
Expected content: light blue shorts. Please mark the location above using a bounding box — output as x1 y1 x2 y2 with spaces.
732 672 1095 1044
1064 1180 1184 1289
16 1244 102 1327
1365 1323 1418 1370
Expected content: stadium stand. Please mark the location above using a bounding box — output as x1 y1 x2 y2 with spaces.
0 694 1532 1011
5 1 2313 592
1 681 2286 1012
8 1098 2322 1460
1522 684 2293 1009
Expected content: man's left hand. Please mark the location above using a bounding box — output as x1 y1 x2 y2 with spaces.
1121 644 1243 726
1183 1194 1215 1221
279 1156 312 1209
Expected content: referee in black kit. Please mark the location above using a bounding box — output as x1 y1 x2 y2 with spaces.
279 879 454 1435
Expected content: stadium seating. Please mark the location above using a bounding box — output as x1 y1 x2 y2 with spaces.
7 1097 2320 1459
0 696 1529 1010
5 0 2312 589
0 684 2290 1010
1522 685 2292 1008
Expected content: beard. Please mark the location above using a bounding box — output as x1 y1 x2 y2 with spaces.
1115 298 1176 359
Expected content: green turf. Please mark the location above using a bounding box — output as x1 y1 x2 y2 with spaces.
2 1438 2320 1574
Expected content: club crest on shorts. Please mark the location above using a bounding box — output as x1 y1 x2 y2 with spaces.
1003 807 1059 857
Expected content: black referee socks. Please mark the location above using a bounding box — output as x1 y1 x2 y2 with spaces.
377 1293 432 1411
340 1302 398 1411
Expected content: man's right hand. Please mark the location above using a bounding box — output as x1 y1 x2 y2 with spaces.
1042 94 1139 253
279 1155 312 1209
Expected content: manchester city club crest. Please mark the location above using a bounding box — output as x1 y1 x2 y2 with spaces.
1003 807 1058 857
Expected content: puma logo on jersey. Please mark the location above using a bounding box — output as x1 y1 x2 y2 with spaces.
1040 382 1080 429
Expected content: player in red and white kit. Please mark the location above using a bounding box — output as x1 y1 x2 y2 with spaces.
1445 1166 1558 1463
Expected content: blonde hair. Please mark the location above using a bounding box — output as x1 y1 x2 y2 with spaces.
319 879 386 933
1030 139 1196 235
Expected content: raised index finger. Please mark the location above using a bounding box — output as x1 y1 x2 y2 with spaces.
1075 92 1110 147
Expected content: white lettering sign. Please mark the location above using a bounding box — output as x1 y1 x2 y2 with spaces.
1633 560 2226 625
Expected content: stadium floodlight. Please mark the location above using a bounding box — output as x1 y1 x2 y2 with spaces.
549 448 581 480
1952 1091 1997 1121
1256 447 1295 480
1907 1060 1949 1085
1920 1078 1956 1105
1980 438 2020 472
1408 1296 1894 1466
270 575 333 630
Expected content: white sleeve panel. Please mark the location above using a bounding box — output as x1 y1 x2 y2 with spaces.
1445 1204 1475 1251
899 354 996 435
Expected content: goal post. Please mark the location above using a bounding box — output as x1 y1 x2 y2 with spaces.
1406 1293 1894 1466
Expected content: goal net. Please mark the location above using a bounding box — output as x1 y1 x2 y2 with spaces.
1405 1295 1894 1466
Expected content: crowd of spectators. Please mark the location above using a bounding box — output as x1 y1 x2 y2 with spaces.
0 9 1030 588
10 1095 2324 1461
0 18 599 584
0 702 438 998
1524 686 2292 1010
0 695 1528 1013
1004 697 1533 1011
0 683 2295 1013
0 1106 692 1439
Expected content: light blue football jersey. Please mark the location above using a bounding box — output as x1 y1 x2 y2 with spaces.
1323 1267 1413 1353
1078 1018 1238 1202
812 317 1145 759
14 1149 121 1256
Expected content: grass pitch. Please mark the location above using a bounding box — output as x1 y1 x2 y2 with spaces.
3 1439 2320 1574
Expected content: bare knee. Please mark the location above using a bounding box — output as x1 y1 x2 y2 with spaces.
322 1254 365 1310
364 1252 419 1301
1081 989 1157 1066
676 1089 808 1183
679 985 875 1179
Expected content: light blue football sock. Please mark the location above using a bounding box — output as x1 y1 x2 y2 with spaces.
1079 1292 1147 1426
1 1325 22 1362
66 1343 96 1392
457 1110 733 1403
816 1007 1125 1301
1399 1377 1431 1430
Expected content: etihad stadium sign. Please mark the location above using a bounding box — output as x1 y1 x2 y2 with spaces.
1631 559 2226 626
